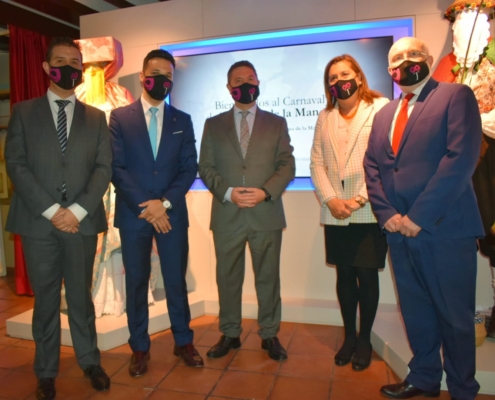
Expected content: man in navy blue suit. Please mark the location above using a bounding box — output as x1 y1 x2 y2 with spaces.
364 37 483 400
109 49 203 375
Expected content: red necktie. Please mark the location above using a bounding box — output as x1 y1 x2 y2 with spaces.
391 93 415 154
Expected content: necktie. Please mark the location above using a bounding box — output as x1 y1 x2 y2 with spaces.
55 99 71 201
149 107 159 159
391 93 415 154
240 111 250 158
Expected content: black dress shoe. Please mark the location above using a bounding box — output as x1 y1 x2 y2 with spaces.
334 337 356 366
36 378 56 400
207 335 241 358
261 337 288 361
380 380 440 399
84 365 110 391
351 340 372 371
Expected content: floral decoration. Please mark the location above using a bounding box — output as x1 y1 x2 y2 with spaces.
445 1 495 22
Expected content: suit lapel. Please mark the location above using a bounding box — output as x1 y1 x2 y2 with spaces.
380 99 400 157
396 78 439 156
245 108 267 162
37 96 64 160
65 99 84 158
343 101 373 167
132 98 155 161
222 108 244 160
327 108 340 170
155 103 174 165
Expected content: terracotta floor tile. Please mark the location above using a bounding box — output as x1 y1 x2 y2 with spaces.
0 312 18 329
102 343 132 358
149 340 183 365
178 346 235 370
212 370 275 400
333 359 388 382
279 353 333 380
7 302 34 314
190 315 218 330
269 375 330 400
54 376 95 399
0 288 21 301
0 367 12 380
0 346 35 369
228 349 281 374
0 370 38 399
241 332 292 351
149 388 207 399
12 338 36 350
208 318 257 333
287 334 338 355
0 299 18 312
60 345 76 355
87 383 153 399
475 394 495 399
294 323 343 337
197 330 224 347
0 328 21 346
159 365 223 394
277 321 298 336
206 397 239 400
387 366 403 384
329 379 388 400
111 359 175 388
0 344 6 353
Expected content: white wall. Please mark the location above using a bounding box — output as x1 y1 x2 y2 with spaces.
80 0 495 316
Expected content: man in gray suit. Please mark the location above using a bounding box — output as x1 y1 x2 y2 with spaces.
199 60 295 361
5 37 112 400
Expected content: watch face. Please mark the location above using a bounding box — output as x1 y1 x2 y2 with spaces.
163 200 171 208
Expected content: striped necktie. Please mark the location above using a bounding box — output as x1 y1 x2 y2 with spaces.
55 99 71 201
240 111 250 158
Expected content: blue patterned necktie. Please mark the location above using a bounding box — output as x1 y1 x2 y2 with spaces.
149 107 159 159
55 99 71 201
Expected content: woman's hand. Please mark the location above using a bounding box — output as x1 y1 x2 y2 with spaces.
343 199 361 212
327 198 352 220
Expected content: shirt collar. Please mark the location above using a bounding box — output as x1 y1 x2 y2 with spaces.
47 88 76 105
141 94 165 115
234 103 257 116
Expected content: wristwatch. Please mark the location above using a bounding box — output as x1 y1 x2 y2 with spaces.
355 196 366 208
261 188 272 202
161 197 172 210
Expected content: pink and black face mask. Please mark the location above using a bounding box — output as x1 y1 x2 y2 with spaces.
391 60 429 87
143 75 173 101
230 82 260 104
49 65 82 90
329 79 359 100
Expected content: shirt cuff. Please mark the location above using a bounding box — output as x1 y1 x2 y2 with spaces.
42 204 61 220
224 187 234 203
68 203 88 222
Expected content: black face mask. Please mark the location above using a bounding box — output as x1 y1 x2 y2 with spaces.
230 82 260 104
49 65 82 90
143 75 173 101
329 79 359 100
391 60 430 86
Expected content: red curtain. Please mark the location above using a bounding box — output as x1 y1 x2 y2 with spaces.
9 25 50 295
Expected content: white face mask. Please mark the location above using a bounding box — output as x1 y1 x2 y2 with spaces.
452 9 490 68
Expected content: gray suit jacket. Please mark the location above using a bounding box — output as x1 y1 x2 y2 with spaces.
199 107 295 232
5 95 112 237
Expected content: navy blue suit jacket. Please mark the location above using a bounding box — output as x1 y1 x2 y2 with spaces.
364 78 484 243
109 99 198 230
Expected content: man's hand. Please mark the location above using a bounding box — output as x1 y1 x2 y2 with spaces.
327 198 352 220
399 215 422 237
152 214 172 234
52 208 79 233
384 214 402 233
139 199 166 223
343 199 361 213
231 187 265 208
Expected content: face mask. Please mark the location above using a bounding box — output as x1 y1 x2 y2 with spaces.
329 79 359 100
230 82 260 104
49 65 82 90
143 75 173 101
391 60 430 86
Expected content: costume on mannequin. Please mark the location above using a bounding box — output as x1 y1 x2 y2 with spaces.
60 37 160 317
433 1 495 337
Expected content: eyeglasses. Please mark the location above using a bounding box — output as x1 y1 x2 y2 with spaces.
389 50 428 68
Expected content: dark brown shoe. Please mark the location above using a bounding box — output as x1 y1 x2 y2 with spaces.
206 335 241 358
36 378 56 400
174 343 204 367
380 380 440 399
261 337 288 361
129 351 150 377
84 365 110 391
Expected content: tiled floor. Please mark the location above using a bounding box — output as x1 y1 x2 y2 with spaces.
1 272 494 400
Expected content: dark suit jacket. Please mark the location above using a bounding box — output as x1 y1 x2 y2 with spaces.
5 95 112 237
109 99 198 230
199 107 295 232
364 78 484 243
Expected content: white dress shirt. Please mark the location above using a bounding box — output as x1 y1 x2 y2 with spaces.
141 94 165 150
42 89 88 222
224 104 258 202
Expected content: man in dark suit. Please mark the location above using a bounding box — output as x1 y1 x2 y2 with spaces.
109 49 202 374
6 37 112 400
199 61 295 361
364 37 483 400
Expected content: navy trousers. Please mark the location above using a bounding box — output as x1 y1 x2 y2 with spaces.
120 224 193 351
389 237 479 400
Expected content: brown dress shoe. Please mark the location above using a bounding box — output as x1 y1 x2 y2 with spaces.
174 343 204 367
129 351 150 377
36 378 56 400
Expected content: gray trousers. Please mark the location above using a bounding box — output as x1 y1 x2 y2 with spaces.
213 226 282 339
22 231 100 378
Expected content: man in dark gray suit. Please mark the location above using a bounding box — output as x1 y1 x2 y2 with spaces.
199 60 295 361
5 37 112 400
